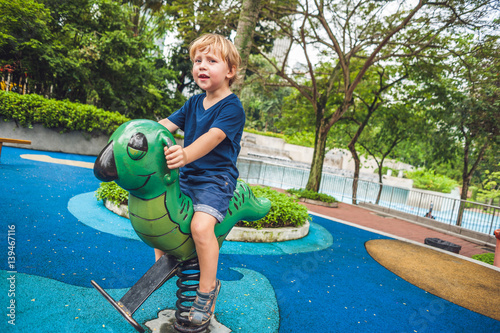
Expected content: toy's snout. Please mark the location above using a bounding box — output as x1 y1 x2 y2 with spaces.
94 141 118 182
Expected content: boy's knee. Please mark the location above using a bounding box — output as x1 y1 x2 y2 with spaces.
190 214 217 238
190 221 204 237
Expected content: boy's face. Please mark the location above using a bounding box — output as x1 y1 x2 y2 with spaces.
192 47 235 94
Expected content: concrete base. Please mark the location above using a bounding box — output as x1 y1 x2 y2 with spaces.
226 221 309 242
145 309 230 333
300 198 338 208
104 200 129 219
103 199 310 243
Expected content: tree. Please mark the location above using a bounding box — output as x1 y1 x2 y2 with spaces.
423 33 498 224
124 0 170 38
1 0 183 119
164 0 241 94
344 63 407 203
478 164 500 205
233 0 263 95
164 0 291 95
239 54 293 132
0 0 54 94
398 28 499 224
356 102 427 204
255 0 498 193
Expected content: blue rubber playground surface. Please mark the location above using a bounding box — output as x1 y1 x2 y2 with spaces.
1 146 500 332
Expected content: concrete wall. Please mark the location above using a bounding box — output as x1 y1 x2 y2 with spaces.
241 132 343 169
0 120 109 156
406 187 461 210
380 175 414 189
240 132 291 160
240 131 413 173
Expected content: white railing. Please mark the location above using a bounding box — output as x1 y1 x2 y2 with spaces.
237 157 500 236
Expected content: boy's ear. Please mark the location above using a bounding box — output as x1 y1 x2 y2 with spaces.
226 65 237 79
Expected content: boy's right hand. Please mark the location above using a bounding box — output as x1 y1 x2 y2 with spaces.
164 145 188 169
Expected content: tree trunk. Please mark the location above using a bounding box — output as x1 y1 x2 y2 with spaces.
348 142 361 204
376 166 384 205
347 105 377 204
233 0 262 96
457 138 472 227
306 123 328 192
456 140 489 226
456 181 470 227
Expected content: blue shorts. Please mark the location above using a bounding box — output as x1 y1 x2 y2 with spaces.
179 173 236 223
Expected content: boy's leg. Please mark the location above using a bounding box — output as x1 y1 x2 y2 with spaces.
190 211 219 292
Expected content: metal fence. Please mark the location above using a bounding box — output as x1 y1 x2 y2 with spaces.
237 157 500 236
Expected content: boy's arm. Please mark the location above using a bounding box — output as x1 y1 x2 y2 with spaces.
165 128 226 169
158 118 179 133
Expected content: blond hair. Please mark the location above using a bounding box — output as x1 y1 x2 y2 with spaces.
189 33 241 86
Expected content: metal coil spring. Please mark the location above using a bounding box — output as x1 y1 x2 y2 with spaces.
174 258 210 333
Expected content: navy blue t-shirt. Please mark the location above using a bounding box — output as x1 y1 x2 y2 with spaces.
168 93 245 184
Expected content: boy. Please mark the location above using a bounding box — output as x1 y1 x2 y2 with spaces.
157 33 244 326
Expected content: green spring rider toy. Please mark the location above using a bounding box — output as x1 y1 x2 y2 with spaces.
91 119 271 332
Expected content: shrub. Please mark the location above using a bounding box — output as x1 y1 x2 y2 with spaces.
0 91 129 135
471 252 494 265
286 188 337 203
477 166 500 203
374 166 400 177
238 186 311 229
284 131 316 147
469 186 479 201
95 182 129 206
405 169 459 194
95 182 309 229
244 128 285 140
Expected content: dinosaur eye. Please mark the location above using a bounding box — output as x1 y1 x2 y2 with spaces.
127 133 148 160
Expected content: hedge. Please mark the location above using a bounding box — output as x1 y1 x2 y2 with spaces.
0 91 129 135
95 182 310 229
405 169 459 194
95 181 129 206
238 185 310 229
286 188 337 203
471 252 495 265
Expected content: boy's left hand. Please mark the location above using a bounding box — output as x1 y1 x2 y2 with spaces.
164 145 188 169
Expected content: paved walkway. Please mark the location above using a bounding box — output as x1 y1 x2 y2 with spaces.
301 201 494 258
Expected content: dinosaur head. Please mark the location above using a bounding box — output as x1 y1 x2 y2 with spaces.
94 119 177 199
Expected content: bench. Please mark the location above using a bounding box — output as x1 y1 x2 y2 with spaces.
0 138 32 161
